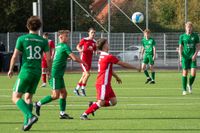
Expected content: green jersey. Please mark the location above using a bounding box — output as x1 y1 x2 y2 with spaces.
141 37 156 56
16 33 49 76
51 43 72 78
179 33 199 59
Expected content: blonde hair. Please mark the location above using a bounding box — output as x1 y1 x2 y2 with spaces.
185 21 193 27
58 30 70 36
143 29 151 33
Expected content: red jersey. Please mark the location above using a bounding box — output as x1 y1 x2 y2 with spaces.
79 38 96 65
96 51 119 86
42 40 55 59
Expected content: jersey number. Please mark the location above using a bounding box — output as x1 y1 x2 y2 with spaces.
27 45 42 59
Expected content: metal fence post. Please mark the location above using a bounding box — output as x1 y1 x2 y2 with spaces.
163 33 166 65
7 32 9 52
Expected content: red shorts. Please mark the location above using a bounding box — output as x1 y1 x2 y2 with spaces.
96 84 116 101
81 61 91 72
42 59 47 68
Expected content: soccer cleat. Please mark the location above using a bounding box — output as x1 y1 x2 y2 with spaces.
187 84 192 94
80 114 90 120
41 83 46 87
145 78 152 84
182 91 187 96
81 89 86 96
22 115 38 131
89 101 95 116
150 80 155 84
60 114 74 119
34 102 41 116
73 89 80 96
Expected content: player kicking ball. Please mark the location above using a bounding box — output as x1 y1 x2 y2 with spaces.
80 38 138 120
140 29 156 84
35 30 87 119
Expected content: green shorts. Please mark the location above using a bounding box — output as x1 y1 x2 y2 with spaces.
181 58 196 70
13 73 40 94
143 55 154 65
49 77 65 90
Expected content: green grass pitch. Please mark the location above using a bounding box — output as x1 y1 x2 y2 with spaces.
1 71 200 133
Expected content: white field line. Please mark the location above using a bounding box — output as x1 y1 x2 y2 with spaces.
1 95 200 100
1 103 200 108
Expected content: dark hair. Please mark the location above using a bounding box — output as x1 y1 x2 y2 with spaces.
143 29 151 33
26 16 42 31
96 38 107 50
43 32 49 37
58 30 70 36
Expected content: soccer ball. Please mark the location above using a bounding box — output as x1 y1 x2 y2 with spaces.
131 12 144 23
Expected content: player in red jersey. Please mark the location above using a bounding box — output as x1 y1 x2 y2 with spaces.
41 33 55 87
80 38 138 120
73 28 96 96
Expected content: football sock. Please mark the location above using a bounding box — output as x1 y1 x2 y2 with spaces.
151 72 155 81
42 74 46 83
189 75 195 86
23 103 33 125
182 76 187 91
75 83 82 90
81 83 86 90
144 70 150 78
27 103 33 112
59 98 66 112
39 95 53 105
16 99 33 119
85 102 100 115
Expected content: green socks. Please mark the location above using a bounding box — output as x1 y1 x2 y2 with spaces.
59 98 66 112
144 70 150 78
151 72 155 81
182 76 187 91
189 75 195 86
39 95 53 105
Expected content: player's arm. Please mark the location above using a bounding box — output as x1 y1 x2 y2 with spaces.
178 44 183 63
140 47 144 59
76 43 83 52
69 53 88 68
45 51 52 78
192 43 200 61
116 60 139 70
112 71 122 84
153 46 156 60
51 48 55 60
8 49 21 78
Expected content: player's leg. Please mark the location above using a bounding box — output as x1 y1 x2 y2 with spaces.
81 71 90 96
59 82 73 119
181 58 188 95
149 56 155 84
35 77 61 116
41 60 47 87
142 62 151 84
188 60 197 93
74 73 84 96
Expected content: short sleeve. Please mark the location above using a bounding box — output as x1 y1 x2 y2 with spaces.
109 55 119 64
178 35 183 45
78 39 85 47
15 37 23 52
65 44 72 55
195 34 200 44
44 39 49 52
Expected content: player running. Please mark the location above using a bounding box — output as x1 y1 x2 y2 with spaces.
140 29 156 84
80 38 138 120
35 30 87 119
41 32 55 87
8 16 51 131
73 28 96 96
179 22 200 95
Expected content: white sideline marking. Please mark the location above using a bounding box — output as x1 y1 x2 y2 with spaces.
1 103 200 108
1 95 200 100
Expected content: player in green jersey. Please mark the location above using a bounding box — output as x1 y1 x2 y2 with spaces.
140 29 156 84
34 30 87 119
8 16 51 131
179 22 200 95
